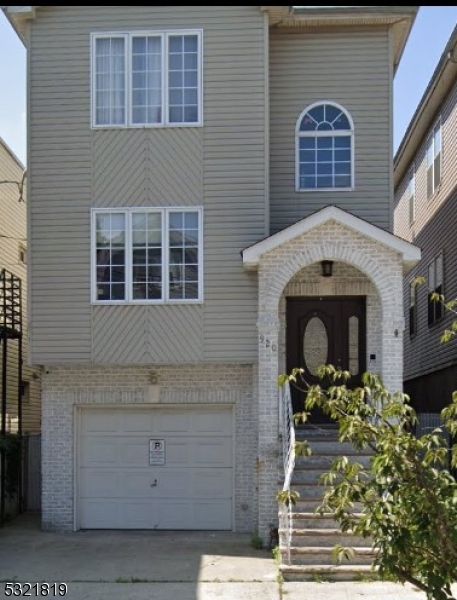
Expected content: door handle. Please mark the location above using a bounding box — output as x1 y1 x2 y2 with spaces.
151 479 158 488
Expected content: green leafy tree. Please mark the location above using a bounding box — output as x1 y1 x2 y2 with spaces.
279 364 457 600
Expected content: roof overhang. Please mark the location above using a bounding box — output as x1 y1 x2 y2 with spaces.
242 205 421 274
394 24 457 188
1 6 37 44
261 6 418 73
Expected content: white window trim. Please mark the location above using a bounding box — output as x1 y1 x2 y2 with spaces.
91 206 203 305
295 101 355 193
91 29 203 129
426 116 442 198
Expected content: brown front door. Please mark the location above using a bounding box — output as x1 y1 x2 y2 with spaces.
286 297 366 423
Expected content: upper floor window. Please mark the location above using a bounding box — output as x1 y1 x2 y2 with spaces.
428 251 443 326
92 31 202 128
409 280 417 337
426 118 441 198
92 207 202 304
407 165 415 226
296 102 354 191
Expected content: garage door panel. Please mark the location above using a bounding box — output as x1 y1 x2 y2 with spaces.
81 410 118 435
153 469 191 495
80 469 119 497
120 439 150 466
163 438 231 467
164 439 191 465
122 470 159 497
80 438 118 466
120 411 155 435
193 410 233 434
122 501 156 528
155 412 191 433
157 501 192 529
80 499 120 528
79 407 233 530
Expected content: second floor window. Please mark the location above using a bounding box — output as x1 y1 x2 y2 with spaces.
409 281 417 337
92 31 202 128
428 252 443 326
93 207 202 303
407 165 415 226
426 118 441 198
296 102 354 191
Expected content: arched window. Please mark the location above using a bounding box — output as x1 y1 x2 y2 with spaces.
296 102 354 191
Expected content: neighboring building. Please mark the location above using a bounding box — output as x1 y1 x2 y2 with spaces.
3 6 419 541
0 136 41 517
394 25 457 416
0 138 40 434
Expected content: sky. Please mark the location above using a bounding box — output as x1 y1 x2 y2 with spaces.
1 6 457 166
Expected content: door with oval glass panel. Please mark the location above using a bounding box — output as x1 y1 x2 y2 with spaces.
286 297 366 423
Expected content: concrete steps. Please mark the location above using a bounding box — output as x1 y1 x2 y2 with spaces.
279 427 375 582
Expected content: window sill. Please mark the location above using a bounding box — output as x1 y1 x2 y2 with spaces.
92 300 203 306
92 122 203 130
295 186 355 193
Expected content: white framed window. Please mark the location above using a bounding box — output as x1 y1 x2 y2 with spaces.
428 251 443 326
92 30 203 128
426 118 441 198
407 165 415 226
92 207 203 304
296 101 354 191
409 280 417 337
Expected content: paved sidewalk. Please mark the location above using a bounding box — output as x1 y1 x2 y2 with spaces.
1 516 456 599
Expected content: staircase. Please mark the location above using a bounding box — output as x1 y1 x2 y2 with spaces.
279 426 377 582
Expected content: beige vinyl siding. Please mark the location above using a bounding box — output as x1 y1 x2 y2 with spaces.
395 79 457 245
269 28 391 234
394 79 457 381
0 141 41 433
29 6 266 364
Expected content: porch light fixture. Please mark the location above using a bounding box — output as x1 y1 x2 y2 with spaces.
321 260 333 277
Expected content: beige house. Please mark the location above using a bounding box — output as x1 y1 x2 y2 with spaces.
4 5 420 564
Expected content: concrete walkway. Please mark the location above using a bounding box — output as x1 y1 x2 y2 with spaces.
0 515 455 599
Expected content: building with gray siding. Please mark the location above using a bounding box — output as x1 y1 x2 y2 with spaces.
394 25 457 416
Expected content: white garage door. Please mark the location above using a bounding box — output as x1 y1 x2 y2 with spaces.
78 406 233 530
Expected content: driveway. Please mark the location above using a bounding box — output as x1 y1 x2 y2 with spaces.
0 515 454 599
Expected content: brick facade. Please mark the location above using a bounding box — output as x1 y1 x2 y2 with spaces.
256 219 405 539
41 364 256 532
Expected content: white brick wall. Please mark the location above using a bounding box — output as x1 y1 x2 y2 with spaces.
41 364 256 532
256 219 405 540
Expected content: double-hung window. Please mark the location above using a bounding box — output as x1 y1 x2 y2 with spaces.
92 31 202 127
426 119 441 198
296 102 354 191
428 251 443 326
93 207 202 303
407 165 415 226
409 281 417 337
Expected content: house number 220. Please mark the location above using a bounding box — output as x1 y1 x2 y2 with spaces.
259 335 277 352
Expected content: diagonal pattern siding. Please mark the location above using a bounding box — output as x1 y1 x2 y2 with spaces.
92 304 203 364
147 129 203 206
92 305 147 364
93 130 148 207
